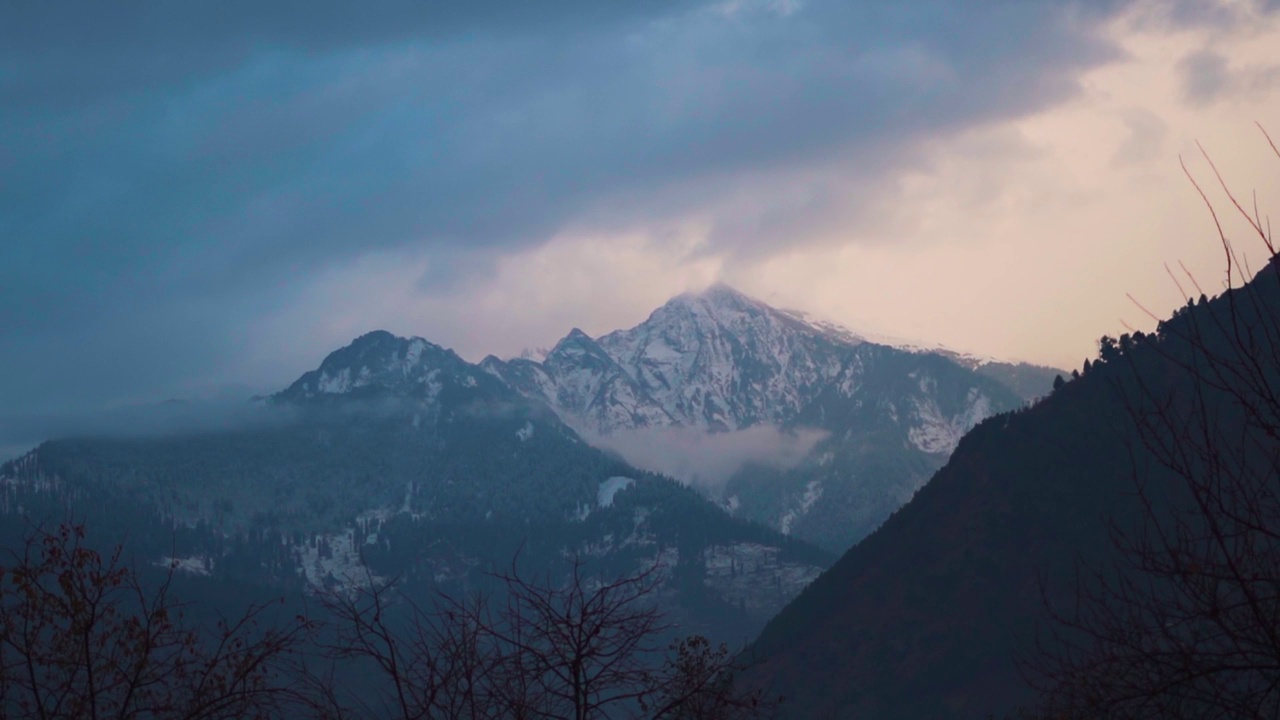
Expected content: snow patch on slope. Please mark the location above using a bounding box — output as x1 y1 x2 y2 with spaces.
907 389 993 455
598 476 636 508
701 542 823 615
779 480 823 535
295 528 388 594
318 367 352 394
158 555 212 576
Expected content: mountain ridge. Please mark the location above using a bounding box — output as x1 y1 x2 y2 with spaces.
743 266 1280 718
293 285 1039 553
3 319 837 643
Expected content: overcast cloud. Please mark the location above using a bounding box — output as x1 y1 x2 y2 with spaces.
3 0 1280 457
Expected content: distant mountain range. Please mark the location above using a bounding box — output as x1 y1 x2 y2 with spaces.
482 284 1055 551
0 284 1063 646
0 323 831 643
484 283 1057 435
258 283 1052 556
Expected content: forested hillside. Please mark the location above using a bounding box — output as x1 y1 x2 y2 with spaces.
0 330 834 646
746 262 1280 718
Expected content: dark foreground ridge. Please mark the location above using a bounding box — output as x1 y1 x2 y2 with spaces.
746 265 1280 718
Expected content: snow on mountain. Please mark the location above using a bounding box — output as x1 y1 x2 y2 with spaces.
276 330 489 403
287 290 1019 459
773 307 868 347
483 284 1013 444
270 286 1034 552
779 480 823 536
780 307 1066 402
907 386 993 455
701 542 823 617
485 284 867 436
598 476 636 508
516 346 551 362
594 284 848 431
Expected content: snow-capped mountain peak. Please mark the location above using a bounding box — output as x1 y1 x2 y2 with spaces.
672 282 766 309
273 330 487 404
476 284 1025 442
261 285 1044 553
586 285 854 432
645 283 796 332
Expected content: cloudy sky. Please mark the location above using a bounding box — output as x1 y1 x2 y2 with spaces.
3 0 1280 454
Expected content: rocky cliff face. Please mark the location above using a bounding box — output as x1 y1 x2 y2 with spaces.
484 284 857 435
482 284 1027 551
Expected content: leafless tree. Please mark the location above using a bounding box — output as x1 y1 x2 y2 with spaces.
0 522 313 720
1028 127 1280 718
641 636 778 720
318 556 779 720
315 568 504 720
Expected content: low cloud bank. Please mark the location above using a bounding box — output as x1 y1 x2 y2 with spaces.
0 398 296 462
0 393 546 464
591 425 829 495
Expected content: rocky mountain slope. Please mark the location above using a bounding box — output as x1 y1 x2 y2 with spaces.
483 284 1034 551
937 351 1066 405
0 285 1057 638
0 329 831 643
721 344 1015 551
486 284 854 433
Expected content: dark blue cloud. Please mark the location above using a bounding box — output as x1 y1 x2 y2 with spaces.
2 0 1265 452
